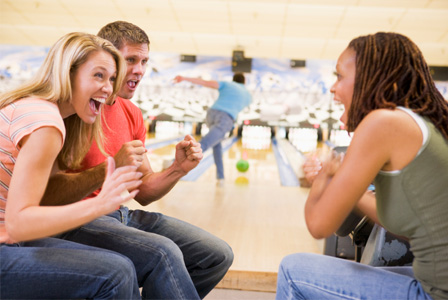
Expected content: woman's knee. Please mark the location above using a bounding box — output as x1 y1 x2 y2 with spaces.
100 251 137 281
279 253 323 277
281 253 315 267
93 252 139 299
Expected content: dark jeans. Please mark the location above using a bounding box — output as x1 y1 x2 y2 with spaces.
57 207 234 299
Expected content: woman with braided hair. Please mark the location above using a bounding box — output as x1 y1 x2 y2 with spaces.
276 32 448 300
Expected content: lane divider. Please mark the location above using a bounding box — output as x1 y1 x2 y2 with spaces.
145 136 184 150
272 137 300 187
181 137 239 181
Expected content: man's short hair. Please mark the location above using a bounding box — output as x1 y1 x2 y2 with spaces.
233 73 245 84
97 21 150 50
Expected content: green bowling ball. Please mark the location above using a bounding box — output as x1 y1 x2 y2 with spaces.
236 159 249 172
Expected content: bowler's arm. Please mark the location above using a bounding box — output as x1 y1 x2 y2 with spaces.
173 75 219 89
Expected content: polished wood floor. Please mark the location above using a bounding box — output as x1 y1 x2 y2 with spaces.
127 134 323 292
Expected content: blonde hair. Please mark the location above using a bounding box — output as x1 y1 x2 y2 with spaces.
0 32 126 169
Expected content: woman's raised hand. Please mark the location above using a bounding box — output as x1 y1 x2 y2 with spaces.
95 157 142 214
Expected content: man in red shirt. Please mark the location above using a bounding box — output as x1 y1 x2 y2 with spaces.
43 21 233 299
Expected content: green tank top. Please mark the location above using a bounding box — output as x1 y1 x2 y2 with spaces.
374 109 448 299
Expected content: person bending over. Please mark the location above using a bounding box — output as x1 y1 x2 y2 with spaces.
173 73 252 185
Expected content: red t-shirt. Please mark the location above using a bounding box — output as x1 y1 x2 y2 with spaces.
79 96 146 198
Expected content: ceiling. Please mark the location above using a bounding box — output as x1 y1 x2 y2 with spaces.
1 0 448 65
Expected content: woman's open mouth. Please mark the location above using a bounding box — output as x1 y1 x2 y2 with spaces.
90 97 105 114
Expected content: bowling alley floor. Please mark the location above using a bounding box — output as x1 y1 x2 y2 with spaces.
127 135 323 294
205 288 275 299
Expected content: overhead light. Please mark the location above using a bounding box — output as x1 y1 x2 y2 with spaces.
290 59 306 68
232 49 252 73
429 66 448 81
180 54 196 62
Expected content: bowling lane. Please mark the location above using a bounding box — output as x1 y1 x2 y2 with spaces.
146 135 283 188
146 124 285 187
195 137 282 187
145 124 349 188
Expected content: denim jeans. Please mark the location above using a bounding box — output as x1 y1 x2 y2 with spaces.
276 253 433 300
200 109 234 179
0 237 140 299
57 207 234 299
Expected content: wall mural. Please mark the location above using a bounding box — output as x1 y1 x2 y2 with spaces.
1 45 447 134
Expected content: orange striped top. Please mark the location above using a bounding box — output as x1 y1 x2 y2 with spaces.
0 98 65 243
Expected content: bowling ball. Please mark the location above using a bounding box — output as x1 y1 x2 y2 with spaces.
236 159 249 172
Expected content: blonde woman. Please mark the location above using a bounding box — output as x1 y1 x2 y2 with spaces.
0 32 142 299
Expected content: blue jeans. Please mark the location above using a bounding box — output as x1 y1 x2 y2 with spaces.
276 253 432 300
0 237 140 299
57 207 234 299
200 109 234 179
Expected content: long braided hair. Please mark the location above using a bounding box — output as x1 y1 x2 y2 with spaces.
346 32 448 139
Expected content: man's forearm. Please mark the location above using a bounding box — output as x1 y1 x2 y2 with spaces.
41 163 106 206
135 164 186 206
